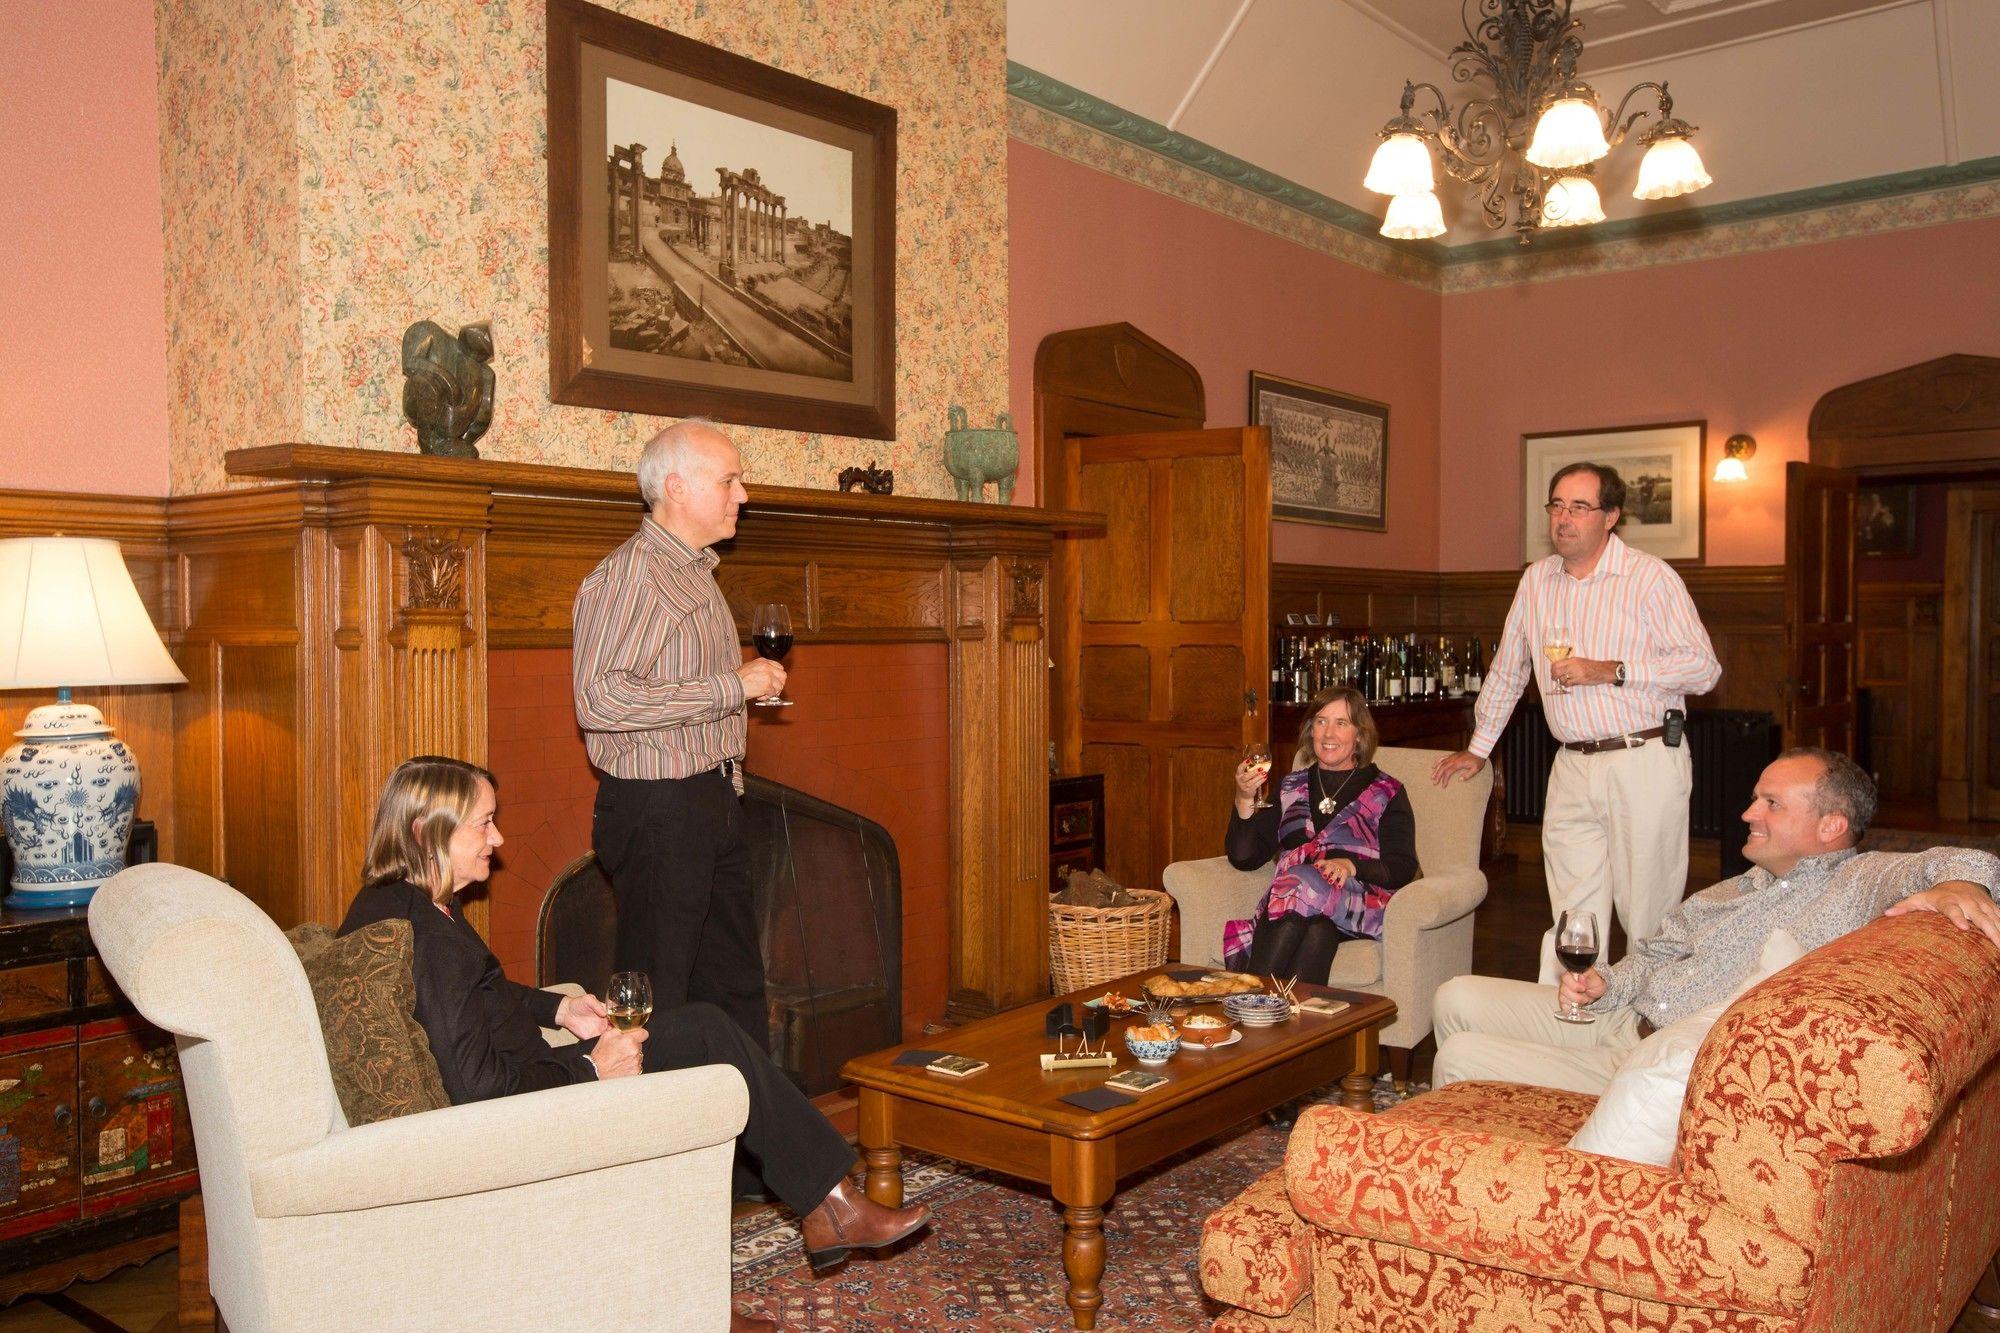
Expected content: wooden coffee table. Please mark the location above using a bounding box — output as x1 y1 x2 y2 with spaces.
841 972 1395 1329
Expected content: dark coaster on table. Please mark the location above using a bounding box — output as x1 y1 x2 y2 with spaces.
1060 1086 1137 1112
892 1049 950 1066
1162 966 1209 980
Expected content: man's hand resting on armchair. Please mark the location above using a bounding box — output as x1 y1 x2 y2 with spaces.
1886 880 2000 946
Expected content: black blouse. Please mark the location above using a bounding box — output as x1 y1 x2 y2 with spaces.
1224 763 1420 890
339 878 595 1104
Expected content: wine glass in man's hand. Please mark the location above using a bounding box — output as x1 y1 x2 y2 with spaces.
1553 911 1600 1024
750 603 795 707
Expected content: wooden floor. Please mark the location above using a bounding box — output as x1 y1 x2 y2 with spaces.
5 850 1997 1331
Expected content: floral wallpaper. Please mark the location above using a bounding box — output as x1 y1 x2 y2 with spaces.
159 0 1009 497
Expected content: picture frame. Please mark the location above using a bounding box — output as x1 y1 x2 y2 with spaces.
547 0 897 438
1521 421 1706 564
1250 373 1389 531
1856 483 1917 557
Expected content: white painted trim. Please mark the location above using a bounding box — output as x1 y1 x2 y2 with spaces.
1340 0 1451 63
1584 0 1926 76
1168 0 1258 131
1933 0 1960 165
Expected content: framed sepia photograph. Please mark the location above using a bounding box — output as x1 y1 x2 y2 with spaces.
548 0 896 438
1522 421 1706 564
1856 483 1917 557
1250 373 1389 531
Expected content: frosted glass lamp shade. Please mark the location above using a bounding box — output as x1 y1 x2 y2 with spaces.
1526 97 1610 169
0 537 186 690
1634 134 1713 200
1541 175 1606 228
1364 133 1434 195
1380 190 1446 240
1711 455 1748 483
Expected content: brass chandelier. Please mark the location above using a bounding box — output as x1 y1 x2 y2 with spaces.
1363 0 1713 244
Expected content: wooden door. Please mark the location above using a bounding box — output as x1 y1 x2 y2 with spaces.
1941 488 2000 819
1783 462 1857 752
1059 427 1270 892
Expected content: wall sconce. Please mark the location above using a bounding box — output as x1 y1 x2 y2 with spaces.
1712 434 1756 483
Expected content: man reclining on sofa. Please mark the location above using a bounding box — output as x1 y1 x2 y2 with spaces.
1433 745 2000 1094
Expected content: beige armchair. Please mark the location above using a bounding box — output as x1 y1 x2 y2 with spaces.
1163 745 1492 1084
89 863 749 1332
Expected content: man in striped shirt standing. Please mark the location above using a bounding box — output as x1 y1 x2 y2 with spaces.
573 420 785 1054
1433 462 1721 981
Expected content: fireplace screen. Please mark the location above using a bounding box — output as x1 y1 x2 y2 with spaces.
536 774 902 1096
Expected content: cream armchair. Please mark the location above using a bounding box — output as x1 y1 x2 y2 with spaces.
88 864 749 1333
1163 745 1492 1085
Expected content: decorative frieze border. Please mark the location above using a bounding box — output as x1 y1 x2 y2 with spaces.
1006 60 2000 292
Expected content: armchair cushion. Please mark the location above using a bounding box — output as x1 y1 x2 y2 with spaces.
287 921 449 1125
1200 1167 1313 1318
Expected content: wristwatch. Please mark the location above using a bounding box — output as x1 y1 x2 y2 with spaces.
1613 661 1628 687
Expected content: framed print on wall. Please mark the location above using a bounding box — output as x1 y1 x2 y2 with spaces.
1250 372 1389 531
1522 421 1706 564
547 0 897 438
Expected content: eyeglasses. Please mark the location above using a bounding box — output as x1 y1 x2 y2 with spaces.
1543 501 1609 516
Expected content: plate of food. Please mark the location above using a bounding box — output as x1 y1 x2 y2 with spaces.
1083 992 1142 1014
1141 970 1266 1004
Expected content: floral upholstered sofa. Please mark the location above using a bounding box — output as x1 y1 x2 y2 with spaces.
1199 912 2000 1331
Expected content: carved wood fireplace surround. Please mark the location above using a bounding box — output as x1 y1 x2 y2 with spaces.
7 446 1100 1030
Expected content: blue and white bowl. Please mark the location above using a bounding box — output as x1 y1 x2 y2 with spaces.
1124 1024 1181 1063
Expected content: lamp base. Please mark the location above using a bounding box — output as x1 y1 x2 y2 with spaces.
3 702 142 910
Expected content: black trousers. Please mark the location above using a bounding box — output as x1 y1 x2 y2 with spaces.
593 769 767 1048
1247 913 1365 985
643 1001 854 1216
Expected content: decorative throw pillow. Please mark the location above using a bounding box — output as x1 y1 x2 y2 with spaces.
287 920 450 1125
1568 928 1806 1165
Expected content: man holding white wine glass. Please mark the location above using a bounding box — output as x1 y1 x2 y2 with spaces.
1431 462 1720 981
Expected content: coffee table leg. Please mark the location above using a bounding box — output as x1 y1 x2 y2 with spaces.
1062 1204 1106 1329
1341 1069 1376 1112
864 1145 904 1208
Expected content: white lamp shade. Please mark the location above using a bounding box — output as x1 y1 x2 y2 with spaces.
1364 133 1434 195
0 537 186 690
1634 134 1713 200
1541 175 1606 228
1526 97 1610 169
1711 455 1749 483
1380 189 1446 240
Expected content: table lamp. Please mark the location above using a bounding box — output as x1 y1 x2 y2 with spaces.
0 537 187 908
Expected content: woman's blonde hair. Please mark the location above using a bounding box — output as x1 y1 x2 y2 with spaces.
1293 686 1379 770
361 755 497 901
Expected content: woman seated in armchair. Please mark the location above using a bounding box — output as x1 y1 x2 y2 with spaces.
1224 686 1419 984
339 756 930 1302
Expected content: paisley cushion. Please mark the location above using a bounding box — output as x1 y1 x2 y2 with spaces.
288 920 449 1125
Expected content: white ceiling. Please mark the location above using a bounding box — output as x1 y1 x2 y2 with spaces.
1008 0 2000 246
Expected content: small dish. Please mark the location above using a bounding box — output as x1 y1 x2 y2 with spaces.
1177 1014 1236 1046
1124 1023 1181 1064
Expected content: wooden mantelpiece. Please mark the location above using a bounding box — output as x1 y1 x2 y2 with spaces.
219 445 1103 1021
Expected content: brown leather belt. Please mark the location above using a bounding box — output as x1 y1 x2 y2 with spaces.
1562 726 1667 755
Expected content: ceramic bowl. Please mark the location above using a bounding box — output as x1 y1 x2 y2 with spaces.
1124 1023 1181 1063
1177 1014 1236 1046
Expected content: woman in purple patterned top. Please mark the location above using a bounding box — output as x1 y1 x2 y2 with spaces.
1223 686 1420 983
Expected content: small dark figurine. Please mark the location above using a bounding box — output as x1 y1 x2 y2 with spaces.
402 319 496 458
836 459 894 495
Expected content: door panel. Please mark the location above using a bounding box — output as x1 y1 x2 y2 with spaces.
1169 455 1244 622
1079 461 1149 622
1083 742 1152 890
1170 645 1246 723
1784 462 1858 752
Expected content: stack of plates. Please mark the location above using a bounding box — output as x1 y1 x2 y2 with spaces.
1223 993 1291 1027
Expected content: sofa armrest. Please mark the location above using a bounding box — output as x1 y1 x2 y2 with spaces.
540 981 585 1048
1284 1101 1808 1314
1381 868 1485 935
1163 857 1270 967
250 1063 748 1218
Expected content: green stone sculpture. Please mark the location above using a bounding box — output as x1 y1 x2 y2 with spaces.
942 405 1019 504
401 320 495 458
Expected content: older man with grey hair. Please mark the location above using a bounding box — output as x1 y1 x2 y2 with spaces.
1431 746 2000 1094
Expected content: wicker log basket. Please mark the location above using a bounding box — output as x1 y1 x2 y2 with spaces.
1048 872 1173 993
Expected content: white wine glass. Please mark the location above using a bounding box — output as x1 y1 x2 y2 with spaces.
1242 742 1273 810
605 971 653 1033
1553 911 1599 1024
1542 622 1574 696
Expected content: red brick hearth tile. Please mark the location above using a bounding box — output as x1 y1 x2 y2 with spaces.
835 686 947 721
489 675 542 711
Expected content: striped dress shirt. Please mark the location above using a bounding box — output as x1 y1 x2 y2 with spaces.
572 516 747 786
1470 533 1720 757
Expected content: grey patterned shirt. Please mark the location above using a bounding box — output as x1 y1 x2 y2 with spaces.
1593 847 2000 1027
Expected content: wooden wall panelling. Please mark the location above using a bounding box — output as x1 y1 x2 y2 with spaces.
1858 582 1942 803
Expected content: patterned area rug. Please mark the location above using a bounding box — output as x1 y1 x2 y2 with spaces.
730 1075 1418 1330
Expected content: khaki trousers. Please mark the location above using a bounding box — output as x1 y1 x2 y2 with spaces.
1538 739 1692 983
1431 974 1645 1095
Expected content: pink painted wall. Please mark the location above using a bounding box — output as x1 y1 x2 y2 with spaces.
0 0 171 496
1009 141 1442 570
1438 215 2000 570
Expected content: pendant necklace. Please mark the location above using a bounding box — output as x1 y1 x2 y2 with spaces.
1311 765 1365 817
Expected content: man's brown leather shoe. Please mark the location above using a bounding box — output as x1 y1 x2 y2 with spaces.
728 1312 776 1332
799 1177 931 1273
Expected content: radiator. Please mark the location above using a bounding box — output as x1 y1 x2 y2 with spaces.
1496 705 1781 878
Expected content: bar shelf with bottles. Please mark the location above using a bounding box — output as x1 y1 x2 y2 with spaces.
1268 629 1489 756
